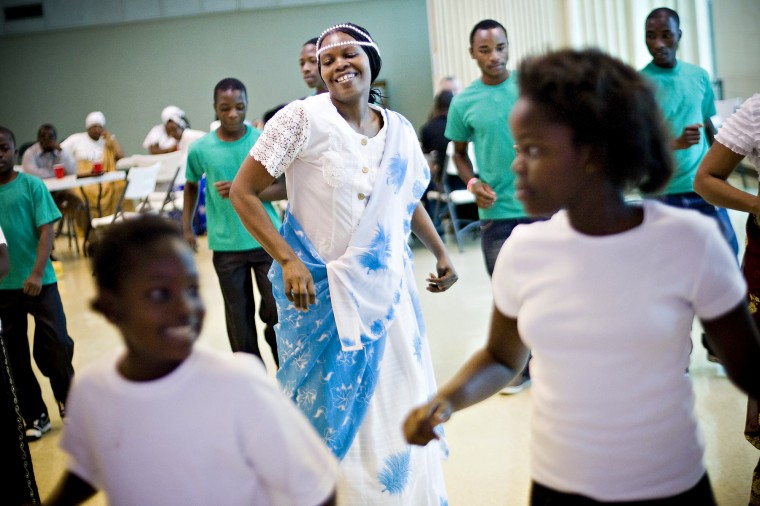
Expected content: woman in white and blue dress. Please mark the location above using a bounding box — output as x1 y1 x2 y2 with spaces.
230 22 457 505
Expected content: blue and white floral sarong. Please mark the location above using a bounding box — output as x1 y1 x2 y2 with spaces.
270 110 448 504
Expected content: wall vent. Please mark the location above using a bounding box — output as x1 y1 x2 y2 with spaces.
4 3 43 21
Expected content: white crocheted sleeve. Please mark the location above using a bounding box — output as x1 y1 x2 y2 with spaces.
715 94 760 164
250 101 310 178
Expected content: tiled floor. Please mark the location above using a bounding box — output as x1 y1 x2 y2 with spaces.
27 186 760 505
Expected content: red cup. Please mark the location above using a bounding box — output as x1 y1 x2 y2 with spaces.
54 164 65 179
92 161 103 175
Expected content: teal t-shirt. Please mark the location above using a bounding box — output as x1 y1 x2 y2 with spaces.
185 125 282 252
445 74 525 220
640 61 716 195
0 172 61 289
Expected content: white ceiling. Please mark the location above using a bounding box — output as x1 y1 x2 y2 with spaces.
0 0 365 36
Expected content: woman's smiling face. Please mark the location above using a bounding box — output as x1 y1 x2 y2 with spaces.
319 32 372 103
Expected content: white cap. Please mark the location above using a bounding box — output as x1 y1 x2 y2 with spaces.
161 105 186 128
85 111 106 128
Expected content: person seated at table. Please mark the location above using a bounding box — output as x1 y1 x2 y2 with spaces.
143 105 187 155
61 111 125 217
61 111 125 169
23 124 88 235
21 124 76 179
165 112 206 154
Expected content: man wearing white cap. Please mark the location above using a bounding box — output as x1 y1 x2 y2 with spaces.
60 111 124 163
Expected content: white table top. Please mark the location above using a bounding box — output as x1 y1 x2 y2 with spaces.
43 171 126 192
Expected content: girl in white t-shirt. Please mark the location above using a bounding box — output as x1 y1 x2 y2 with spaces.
404 48 760 505
46 214 337 506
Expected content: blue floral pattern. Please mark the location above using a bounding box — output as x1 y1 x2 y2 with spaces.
378 449 411 495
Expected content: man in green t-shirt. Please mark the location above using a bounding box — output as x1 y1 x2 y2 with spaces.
183 78 285 367
445 19 537 394
640 7 739 366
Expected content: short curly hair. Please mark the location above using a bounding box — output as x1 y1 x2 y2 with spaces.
517 48 673 193
91 214 184 292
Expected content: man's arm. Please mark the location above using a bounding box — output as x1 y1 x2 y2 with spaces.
0 243 9 280
23 223 55 296
451 141 496 208
182 181 200 251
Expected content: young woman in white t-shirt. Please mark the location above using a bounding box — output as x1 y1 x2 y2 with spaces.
404 49 760 505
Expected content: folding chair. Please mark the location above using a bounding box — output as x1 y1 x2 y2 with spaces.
149 152 185 214
84 163 160 254
437 142 480 252
117 151 184 214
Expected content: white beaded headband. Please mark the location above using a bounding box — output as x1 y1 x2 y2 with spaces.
316 24 380 57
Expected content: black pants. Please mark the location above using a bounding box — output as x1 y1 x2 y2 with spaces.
0 332 40 504
531 473 716 505
0 284 74 423
212 249 279 366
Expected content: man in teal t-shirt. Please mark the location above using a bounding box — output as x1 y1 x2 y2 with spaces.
445 19 538 277
0 126 74 441
640 7 737 255
446 19 536 394
183 78 285 367
640 8 738 365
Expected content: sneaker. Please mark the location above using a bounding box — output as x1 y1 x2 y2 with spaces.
57 401 66 420
500 377 531 395
25 413 52 441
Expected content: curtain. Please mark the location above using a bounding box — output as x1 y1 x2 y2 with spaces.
426 0 712 93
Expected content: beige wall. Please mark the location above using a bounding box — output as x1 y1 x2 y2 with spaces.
0 0 433 154
712 0 760 101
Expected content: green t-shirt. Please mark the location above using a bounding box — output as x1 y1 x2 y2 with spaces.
185 126 281 252
640 61 716 195
445 74 525 220
0 172 61 289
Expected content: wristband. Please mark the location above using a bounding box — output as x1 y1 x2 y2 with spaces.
467 177 479 193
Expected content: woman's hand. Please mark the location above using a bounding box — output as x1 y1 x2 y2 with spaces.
426 256 458 293
403 398 452 446
282 257 316 311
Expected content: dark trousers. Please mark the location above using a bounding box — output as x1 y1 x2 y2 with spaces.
0 333 40 504
531 473 716 505
212 249 279 366
481 217 542 380
481 217 542 276
0 284 74 422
